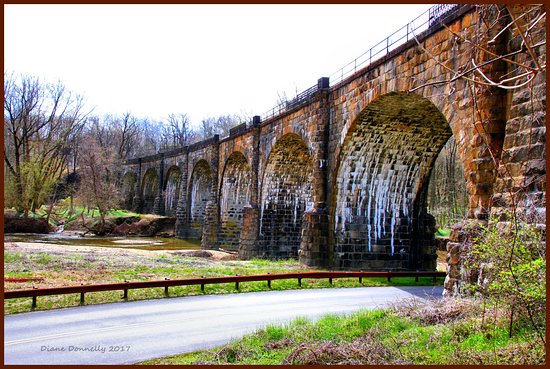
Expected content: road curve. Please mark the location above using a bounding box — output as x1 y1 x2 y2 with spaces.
4 286 443 365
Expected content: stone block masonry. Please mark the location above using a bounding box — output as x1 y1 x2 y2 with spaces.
121 5 545 282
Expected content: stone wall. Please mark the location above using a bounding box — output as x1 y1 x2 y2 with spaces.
189 160 212 240
164 166 181 216
491 5 546 225
218 152 252 250
259 133 315 259
141 168 158 214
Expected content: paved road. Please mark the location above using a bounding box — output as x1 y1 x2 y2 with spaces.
5 286 443 365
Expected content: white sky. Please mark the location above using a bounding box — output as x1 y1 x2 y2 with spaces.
5 4 433 127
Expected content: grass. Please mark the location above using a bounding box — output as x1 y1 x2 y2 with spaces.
4 247 443 314
12 203 142 227
436 227 451 237
142 297 545 365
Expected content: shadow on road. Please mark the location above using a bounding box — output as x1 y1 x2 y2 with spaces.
394 286 444 299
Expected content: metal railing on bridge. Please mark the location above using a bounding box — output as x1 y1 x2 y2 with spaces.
4 270 446 310
125 4 468 160
328 3 464 87
260 3 466 122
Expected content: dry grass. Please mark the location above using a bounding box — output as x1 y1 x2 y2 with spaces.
283 331 411 365
390 296 477 325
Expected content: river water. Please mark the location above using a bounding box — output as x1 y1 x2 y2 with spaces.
4 233 201 251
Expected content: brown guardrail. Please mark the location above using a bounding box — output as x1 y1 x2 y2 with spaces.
4 271 446 310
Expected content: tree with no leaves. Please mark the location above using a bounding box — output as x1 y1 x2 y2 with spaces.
75 135 120 235
3 73 87 216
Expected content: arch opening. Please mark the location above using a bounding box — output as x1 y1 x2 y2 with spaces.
141 168 158 214
333 92 452 270
164 166 182 216
260 133 315 259
219 152 252 251
189 160 212 240
121 172 137 211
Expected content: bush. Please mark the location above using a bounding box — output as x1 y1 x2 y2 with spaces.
462 216 546 337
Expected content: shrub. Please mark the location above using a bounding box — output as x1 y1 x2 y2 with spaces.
462 216 546 338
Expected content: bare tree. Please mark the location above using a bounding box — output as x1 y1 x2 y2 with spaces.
133 118 164 155
428 137 468 227
116 112 140 160
4 73 87 216
76 134 120 235
159 113 197 149
85 113 140 160
199 114 241 139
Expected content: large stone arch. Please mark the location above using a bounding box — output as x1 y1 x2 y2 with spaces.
189 160 212 240
141 168 158 214
121 172 137 211
218 151 252 251
332 92 452 270
260 133 315 259
164 165 182 216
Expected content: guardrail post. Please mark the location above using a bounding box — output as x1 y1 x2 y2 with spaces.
298 278 302 287
201 276 205 293
415 271 419 283
32 296 37 310
80 292 85 305
123 280 129 300
267 273 271 289
359 277 362 284
235 275 240 290
164 278 170 297
328 277 333 286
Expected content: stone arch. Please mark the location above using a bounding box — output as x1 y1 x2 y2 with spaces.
141 168 158 214
260 133 315 259
189 160 212 240
164 165 182 216
332 92 452 270
121 172 137 211
218 151 252 250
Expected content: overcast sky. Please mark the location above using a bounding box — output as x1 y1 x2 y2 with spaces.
5 4 433 127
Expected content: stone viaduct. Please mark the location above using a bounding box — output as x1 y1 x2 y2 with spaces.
122 4 546 273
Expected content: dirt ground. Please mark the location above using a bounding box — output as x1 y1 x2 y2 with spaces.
4 240 237 261
4 237 447 277
5 241 448 267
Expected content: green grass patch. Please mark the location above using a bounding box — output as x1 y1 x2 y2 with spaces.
142 299 545 365
4 251 26 263
436 227 451 237
32 252 56 265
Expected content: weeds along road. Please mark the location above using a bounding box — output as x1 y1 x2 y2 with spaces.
5 286 443 365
